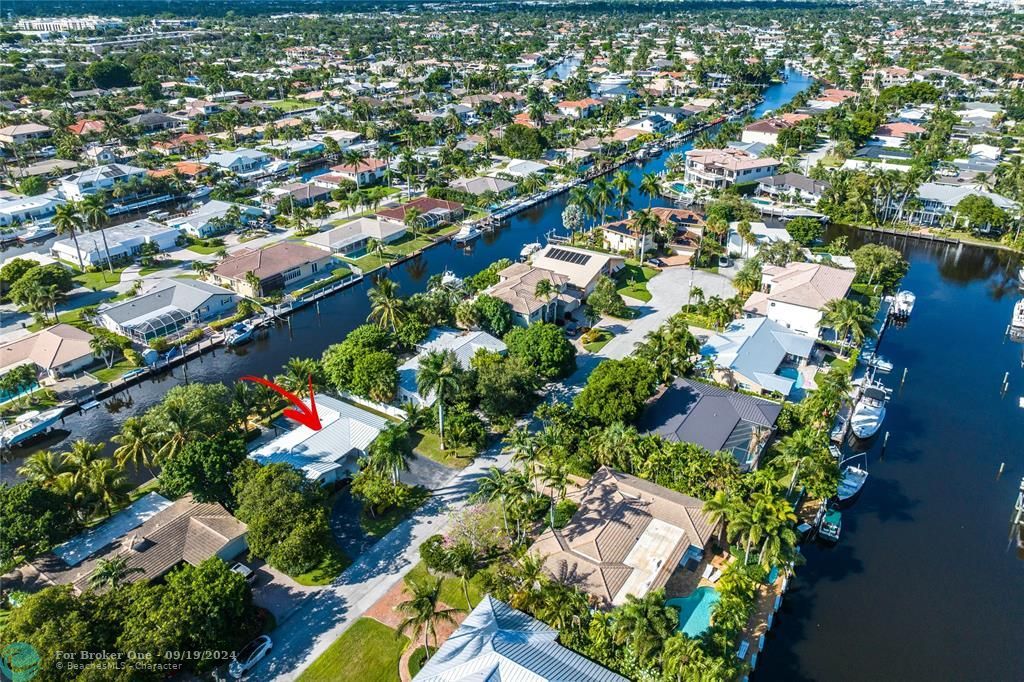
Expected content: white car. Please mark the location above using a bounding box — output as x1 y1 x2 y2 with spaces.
229 635 272 679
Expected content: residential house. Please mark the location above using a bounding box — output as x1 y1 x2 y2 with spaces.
126 112 178 132
892 182 1018 230
623 114 673 135
740 113 810 146
727 220 791 258
95 278 240 342
448 176 516 197
0 191 65 226
305 216 406 255
67 119 106 136
744 262 855 338
397 329 506 406
0 324 95 380
202 149 271 175
644 105 691 125
210 242 336 297
377 197 464 228
757 173 831 204
503 159 549 178
871 122 926 148
684 148 780 191
486 263 580 327
555 98 603 118
529 467 720 608
807 88 858 110
528 244 624 296
56 163 148 201
248 394 391 485
413 595 627 682
28 493 247 594
0 123 52 147
50 219 181 266
324 157 388 186
167 199 264 238
653 207 705 259
638 378 782 471
699 317 815 397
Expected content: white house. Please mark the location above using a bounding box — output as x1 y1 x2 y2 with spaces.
727 220 791 258
398 329 507 406
305 216 405 255
0 191 65 226
701 316 815 396
50 219 181 266
56 163 148 201
202 148 272 175
891 182 1018 230
684 148 780 191
757 173 831 204
167 199 264 238
744 262 856 338
95 278 239 342
248 394 391 485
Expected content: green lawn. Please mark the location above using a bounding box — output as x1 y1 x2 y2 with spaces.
291 541 351 587
405 561 486 612
407 646 436 677
298 617 408 682
268 98 314 112
361 486 430 539
26 307 89 332
410 428 475 468
0 388 59 419
139 260 183 277
91 360 137 383
582 328 614 353
73 268 125 291
186 243 222 255
614 261 660 302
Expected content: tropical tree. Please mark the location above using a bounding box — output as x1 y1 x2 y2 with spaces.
590 177 614 225
416 349 463 450
396 575 463 662
823 298 876 356
52 203 86 270
611 589 678 666
16 450 70 486
471 466 515 536
540 460 568 529
639 171 661 209
534 278 556 322
79 194 113 272
88 555 143 590
366 277 406 333
611 169 634 218
113 416 158 475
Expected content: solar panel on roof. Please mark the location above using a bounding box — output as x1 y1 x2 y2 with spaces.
546 247 592 266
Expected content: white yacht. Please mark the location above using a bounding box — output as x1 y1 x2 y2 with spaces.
891 290 916 319
520 242 542 260
1 406 66 448
851 384 888 439
452 224 480 245
1010 299 1024 337
859 351 894 373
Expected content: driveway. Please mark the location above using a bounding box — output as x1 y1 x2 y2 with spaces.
247 557 320 624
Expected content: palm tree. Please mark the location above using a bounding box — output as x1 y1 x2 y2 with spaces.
471 466 514 535
396 575 462 662
611 169 634 218
16 450 70 486
79 194 114 273
113 416 157 476
377 142 397 187
368 423 413 484
366 277 406 332
445 542 477 611
404 206 424 237
62 439 104 485
89 333 122 369
276 357 323 398
611 590 677 666
588 422 639 472
52 203 86 270
534 278 556 322
342 149 365 189
540 460 568 529
416 350 462 450
630 208 659 261
244 271 262 297
590 177 614 225
89 556 144 590
192 261 213 278
823 298 876 356
85 459 130 518
639 171 660 209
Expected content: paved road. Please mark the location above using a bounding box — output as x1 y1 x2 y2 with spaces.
257 265 735 680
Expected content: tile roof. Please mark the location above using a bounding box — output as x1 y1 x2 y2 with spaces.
754 262 855 310
489 264 575 317
0 323 94 373
213 242 330 280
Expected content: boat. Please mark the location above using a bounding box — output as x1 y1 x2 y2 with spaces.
1012 299 1024 332
18 223 56 242
452 224 480 245
440 270 463 289
851 384 888 439
121 367 148 381
226 321 257 346
890 290 916 319
818 509 842 543
836 465 869 505
1017 266 1024 285
79 399 101 411
859 351 894 373
520 242 542 260
0 406 66 448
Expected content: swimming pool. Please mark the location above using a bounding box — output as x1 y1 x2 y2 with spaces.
666 586 720 637
749 197 773 206
778 366 803 389
671 182 692 195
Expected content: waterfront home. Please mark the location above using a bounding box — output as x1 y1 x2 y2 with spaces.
487 263 580 326
623 114 673 135
413 595 627 682
305 216 406 255
555 97 603 118
740 113 810 146
890 182 1018 231
0 324 95 380
448 176 516 197
503 158 549 178
28 493 247 594
248 394 391 485
643 104 691 124
377 197 464 228
95 278 239 342
0 123 52 147
56 163 148 201
167 199 264 238
683 148 780 191
397 328 506 406
325 157 388 186
528 244 624 296
744 262 856 338
529 467 719 609
151 132 209 155
321 129 362 148
638 378 782 471
806 88 858 110
871 122 926 148
727 220 791 258
413 593 622 679
126 111 178 132
757 173 830 204
202 148 271 175
210 242 336 297
268 182 333 208
600 214 657 255
0 190 65 226
66 119 106 137
50 219 181 266
699 317 815 397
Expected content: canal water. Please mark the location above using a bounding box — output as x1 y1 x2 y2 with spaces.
0 67 815 481
757 226 1024 681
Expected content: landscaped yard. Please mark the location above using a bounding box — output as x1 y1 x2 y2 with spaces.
410 428 475 468
614 260 659 302
267 98 314 113
186 243 222 255
139 259 183 276
581 328 614 353
342 231 446 273
91 360 137 383
404 561 487 612
360 486 431 540
26 307 90 332
0 388 58 419
73 267 125 291
291 540 351 587
297 617 408 682
292 266 355 297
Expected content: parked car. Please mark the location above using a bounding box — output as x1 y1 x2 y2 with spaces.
231 562 258 585
718 255 732 268
229 635 272 679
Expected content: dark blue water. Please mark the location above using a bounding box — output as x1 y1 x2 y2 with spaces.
758 227 1024 681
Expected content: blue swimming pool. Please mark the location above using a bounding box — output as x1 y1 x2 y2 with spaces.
778 366 803 389
671 182 692 195
666 586 720 637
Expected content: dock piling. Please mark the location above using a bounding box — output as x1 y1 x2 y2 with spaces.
881 431 890 458
998 462 1005 479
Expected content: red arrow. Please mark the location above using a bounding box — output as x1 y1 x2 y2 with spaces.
241 374 322 431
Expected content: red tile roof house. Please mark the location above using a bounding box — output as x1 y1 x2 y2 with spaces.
740 113 811 145
376 197 464 228
872 122 926 148
556 97 603 119
326 157 388 186
67 119 106 136
210 242 337 297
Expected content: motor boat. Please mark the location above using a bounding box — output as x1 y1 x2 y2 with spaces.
226 321 257 346
890 290 916 320
440 270 463 289
18 223 57 242
520 242 542 260
0 406 66 448
836 465 869 505
1010 299 1024 341
859 351 894 373
851 384 888 439
452 224 480 245
818 509 842 543
1017 265 1024 285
